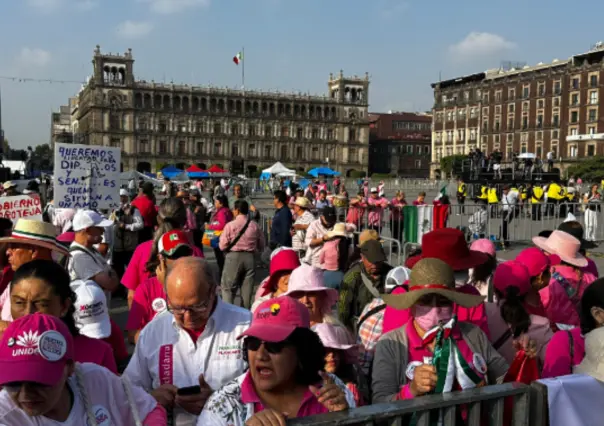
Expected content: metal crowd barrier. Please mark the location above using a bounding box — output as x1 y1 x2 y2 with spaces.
288 382 531 426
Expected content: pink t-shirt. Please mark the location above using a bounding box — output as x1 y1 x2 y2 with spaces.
485 302 553 365
74 334 118 374
382 285 490 338
240 371 328 417
121 239 204 291
542 327 585 378
126 276 167 332
396 318 487 400
320 239 341 271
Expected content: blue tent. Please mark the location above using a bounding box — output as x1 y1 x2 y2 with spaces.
188 171 210 178
259 172 271 181
307 167 340 177
161 165 184 179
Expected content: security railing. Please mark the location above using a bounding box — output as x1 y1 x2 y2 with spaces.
287 382 531 426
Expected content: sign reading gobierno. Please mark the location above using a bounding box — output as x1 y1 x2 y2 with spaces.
53 143 120 210
0 194 43 221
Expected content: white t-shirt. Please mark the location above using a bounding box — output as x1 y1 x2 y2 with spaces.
0 362 157 425
68 242 112 304
124 299 251 426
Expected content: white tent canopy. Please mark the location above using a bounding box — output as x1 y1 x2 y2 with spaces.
262 162 295 175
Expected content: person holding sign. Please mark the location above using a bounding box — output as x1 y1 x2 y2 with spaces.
68 210 119 300
0 313 167 425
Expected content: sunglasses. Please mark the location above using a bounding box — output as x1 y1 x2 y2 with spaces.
246 337 290 354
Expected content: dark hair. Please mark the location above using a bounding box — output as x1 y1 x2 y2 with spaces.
580 278 604 335
10 259 79 336
0 218 13 237
336 236 351 272
243 328 325 386
142 181 154 196
470 254 497 284
234 200 249 215
146 197 188 275
498 287 530 338
273 190 287 205
214 195 229 209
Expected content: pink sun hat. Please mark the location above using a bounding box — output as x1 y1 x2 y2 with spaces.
237 296 310 342
470 239 496 258
282 263 339 311
515 247 560 277
532 230 587 268
0 313 74 387
493 260 531 297
313 323 358 362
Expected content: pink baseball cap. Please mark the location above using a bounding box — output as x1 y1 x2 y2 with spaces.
515 247 560 277
0 313 74 387
238 296 310 342
493 261 531 297
470 239 496 258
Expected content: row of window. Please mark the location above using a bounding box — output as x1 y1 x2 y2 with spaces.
440 72 601 105
132 93 340 120
435 128 478 142
392 121 431 131
134 140 357 162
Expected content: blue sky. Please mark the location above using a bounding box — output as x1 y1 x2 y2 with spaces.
2 0 604 148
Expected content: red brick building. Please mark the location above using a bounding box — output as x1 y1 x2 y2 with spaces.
368 112 432 177
431 42 604 177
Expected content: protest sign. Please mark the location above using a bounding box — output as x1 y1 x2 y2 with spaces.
0 194 43 221
53 143 120 210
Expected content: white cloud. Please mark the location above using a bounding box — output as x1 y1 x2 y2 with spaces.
449 32 516 59
16 48 52 68
116 20 154 39
26 0 64 12
138 0 210 14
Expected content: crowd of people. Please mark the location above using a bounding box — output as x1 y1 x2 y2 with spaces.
0 176 603 425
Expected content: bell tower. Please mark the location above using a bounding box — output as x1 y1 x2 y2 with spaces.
328 70 370 104
92 45 135 87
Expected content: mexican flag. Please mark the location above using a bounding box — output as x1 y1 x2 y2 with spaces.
233 52 243 65
403 205 432 243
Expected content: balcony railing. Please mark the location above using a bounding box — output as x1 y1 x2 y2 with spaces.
566 133 604 141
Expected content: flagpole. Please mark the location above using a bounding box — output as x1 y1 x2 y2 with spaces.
241 46 245 90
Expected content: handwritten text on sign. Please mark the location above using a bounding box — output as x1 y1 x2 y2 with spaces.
0 195 43 221
53 143 121 210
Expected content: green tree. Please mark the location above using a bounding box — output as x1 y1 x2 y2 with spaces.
440 155 467 178
567 157 604 182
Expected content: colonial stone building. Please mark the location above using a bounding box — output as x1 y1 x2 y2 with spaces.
70 46 370 175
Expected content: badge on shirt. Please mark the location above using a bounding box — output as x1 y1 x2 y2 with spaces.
423 356 433 365
87 405 111 426
406 361 423 380
152 298 167 314
473 353 487 374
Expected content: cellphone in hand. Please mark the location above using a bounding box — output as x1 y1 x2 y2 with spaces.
177 385 201 396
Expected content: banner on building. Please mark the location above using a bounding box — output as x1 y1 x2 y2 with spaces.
0 194 43 221
53 143 120 211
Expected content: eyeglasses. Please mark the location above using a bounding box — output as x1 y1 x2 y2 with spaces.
246 337 290 354
167 286 215 315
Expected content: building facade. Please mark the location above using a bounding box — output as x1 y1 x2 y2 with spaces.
368 112 431 177
69 46 370 175
431 42 604 177
50 103 75 147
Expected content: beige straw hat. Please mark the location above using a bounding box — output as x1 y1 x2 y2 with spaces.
0 219 69 255
382 258 485 310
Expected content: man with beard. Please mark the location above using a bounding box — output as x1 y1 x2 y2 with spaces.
337 239 392 330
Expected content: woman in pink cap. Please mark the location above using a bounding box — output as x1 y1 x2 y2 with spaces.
485 260 553 366
468 239 498 301
282 264 340 326
314 323 365 406
533 230 597 327
251 249 300 312
8 259 117 374
197 297 351 426
542 278 604 378
0 313 166 425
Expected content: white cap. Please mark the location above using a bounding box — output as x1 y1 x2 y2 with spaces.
370 187 378 193
119 188 129 196
71 281 111 339
385 266 411 291
72 210 113 231
564 212 577 223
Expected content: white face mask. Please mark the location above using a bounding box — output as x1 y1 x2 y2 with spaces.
453 270 470 288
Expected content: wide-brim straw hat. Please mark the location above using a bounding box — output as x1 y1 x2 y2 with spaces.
325 223 352 239
294 197 311 209
0 219 69 256
382 258 485 310
532 230 587 268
